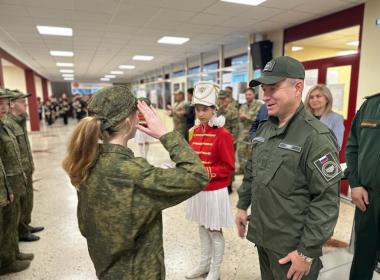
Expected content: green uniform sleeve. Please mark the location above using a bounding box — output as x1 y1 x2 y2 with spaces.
237 156 253 210
345 105 363 188
129 131 209 210
298 135 341 258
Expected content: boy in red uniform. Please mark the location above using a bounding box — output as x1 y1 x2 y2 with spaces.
186 81 235 280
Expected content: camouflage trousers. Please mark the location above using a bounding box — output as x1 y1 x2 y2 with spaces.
237 138 252 174
18 173 33 237
0 196 21 268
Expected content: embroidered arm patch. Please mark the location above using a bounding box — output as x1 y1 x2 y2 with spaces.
313 152 342 182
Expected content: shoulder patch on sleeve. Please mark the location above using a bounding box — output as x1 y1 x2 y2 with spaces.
313 153 342 182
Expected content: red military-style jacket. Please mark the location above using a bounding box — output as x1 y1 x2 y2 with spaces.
189 124 235 191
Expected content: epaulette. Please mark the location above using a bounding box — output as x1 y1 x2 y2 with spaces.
364 92 380 99
188 125 198 142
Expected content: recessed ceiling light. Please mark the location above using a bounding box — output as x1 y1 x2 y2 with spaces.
158 36 190 45
64 77 74 81
50 51 74 57
110 71 124 75
37 25 73 36
133 55 154 61
104 75 116 78
56 62 74 67
60 69 74 73
336 50 358 56
346 40 359 46
220 0 267 6
291 46 304 52
100 78 110 81
62 74 74 77
119 65 135 69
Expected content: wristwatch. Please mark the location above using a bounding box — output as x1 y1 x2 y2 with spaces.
297 251 314 264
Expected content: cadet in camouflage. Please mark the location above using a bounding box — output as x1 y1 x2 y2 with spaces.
63 85 208 280
237 87 261 174
170 90 189 136
236 56 341 280
217 90 239 141
5 89 43 242
0 88 31 275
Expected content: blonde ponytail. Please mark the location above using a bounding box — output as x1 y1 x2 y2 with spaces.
62 117 102 188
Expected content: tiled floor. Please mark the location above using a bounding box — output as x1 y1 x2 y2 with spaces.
1 118 378 280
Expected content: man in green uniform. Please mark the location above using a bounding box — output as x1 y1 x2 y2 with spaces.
169 90 188 136
218 90 239 194
0 88 32 275
237 87 262 174
5 90 44 242
346 92 380 280
236 56 341 280
224 86 239 109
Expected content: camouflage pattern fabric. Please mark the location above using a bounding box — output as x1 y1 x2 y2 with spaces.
172 100 188 136
4 114 34 236
77 131 208 280
0 158 9 207
217 103 239 141
88 86 137 131
237 100 262 173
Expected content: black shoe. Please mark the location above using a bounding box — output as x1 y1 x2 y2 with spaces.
16 252 34 261
0 260 30 275
19 233 40 242
29 226 44 233
228 185 233 194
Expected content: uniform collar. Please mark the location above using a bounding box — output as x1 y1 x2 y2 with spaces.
100 143 134 158
267 102 305 136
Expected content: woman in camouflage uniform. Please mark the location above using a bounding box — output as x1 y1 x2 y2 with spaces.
63 86 208 280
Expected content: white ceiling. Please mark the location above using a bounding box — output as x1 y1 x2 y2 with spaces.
0 0 365 83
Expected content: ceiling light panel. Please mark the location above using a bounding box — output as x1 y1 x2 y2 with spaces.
56 62 74 67
100 78 110 81
50 51 74 57
62 74 74 77
220 0 267 6
60 69 74 73
37 25 73 36
133 55 154 61
119 65 135 69
110 71 123 75
104 75 116 78
346 41 359 46
158 36 190 45
64 77 74 81
291 46 304 52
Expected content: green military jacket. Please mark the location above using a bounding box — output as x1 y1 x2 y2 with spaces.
346 93 380 192
4 113 34 175
172 100 188 135
0 120 26 196
238 100 262 142
0 157 11 207
77 131 208 280
237 103 341 258
218 103 239 141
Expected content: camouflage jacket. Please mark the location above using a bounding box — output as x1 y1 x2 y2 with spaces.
217 103 239 141
238 100 262 141
0 157 10 207
77 131 208 280
4 113 34 175
0 120 26 196
172 101 188 134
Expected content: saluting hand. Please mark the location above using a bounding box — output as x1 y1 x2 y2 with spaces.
279 250 311 280
351 186 369 212
136 101 168 139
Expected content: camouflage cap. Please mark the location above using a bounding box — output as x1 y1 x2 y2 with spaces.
0 87 13 99
218 90 229 99
249 56 305 87
137 97 151 106
88 85 137 131
9 89 31 100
